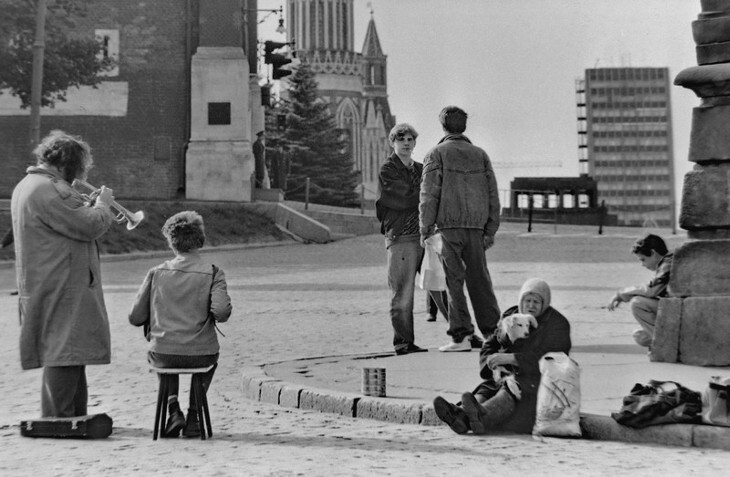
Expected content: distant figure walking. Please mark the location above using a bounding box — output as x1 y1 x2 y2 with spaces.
420 106 501 352
607 234 672 348
376 123 430 356
12 130 116 418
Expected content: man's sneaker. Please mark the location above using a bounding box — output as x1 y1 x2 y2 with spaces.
632 329 652 348
426 314 437 322
163 407 185 438
469 334 484 349
433 396 469 434
438 339 471 352
396 344 429 355
182 411 201 438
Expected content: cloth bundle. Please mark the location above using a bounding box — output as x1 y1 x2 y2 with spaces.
611 380 702 428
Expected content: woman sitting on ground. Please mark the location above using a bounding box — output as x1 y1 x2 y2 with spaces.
433 277 571 434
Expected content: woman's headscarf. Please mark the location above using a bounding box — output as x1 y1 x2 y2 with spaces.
518 278 551 316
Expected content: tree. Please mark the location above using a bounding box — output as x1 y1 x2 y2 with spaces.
281 63 359 207
0 0 114 108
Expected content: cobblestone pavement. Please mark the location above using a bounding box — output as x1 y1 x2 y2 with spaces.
1 226 729 476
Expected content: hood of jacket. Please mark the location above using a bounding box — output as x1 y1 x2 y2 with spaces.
518 278 551 316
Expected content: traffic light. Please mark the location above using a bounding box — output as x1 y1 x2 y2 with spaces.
264 41 293 80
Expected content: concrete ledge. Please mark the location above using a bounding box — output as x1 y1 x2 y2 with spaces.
299 387 359 417
356 398 423 425
579 414 694 447
241 360 730 450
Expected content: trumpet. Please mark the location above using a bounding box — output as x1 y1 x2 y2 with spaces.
71 178 145 230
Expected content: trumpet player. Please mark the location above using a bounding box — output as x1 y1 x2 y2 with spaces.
11 130 116 420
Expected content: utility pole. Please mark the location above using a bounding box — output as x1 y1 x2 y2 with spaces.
29 0 48 150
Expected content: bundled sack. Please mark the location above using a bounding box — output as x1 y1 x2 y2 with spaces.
416 233 446 291
532 352 582 438
702 376 730 427
611 380 702 428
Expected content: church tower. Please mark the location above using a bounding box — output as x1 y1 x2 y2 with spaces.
285 0 394 200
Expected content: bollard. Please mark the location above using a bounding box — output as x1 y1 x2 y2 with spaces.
361 367 386 397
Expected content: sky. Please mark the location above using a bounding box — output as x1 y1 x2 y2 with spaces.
258 0 702 210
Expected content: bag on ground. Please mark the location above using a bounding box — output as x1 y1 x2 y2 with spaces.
611 380 702 428
702 376 730 427
532 352 582 438
416 234 446 291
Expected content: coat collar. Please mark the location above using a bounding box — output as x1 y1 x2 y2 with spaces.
26 165 66 182
438 133 472 145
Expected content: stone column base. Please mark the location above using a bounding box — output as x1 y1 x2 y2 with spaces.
185 140 253 201
651 295 730 366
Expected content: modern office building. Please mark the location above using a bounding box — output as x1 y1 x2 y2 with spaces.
576 67 676 227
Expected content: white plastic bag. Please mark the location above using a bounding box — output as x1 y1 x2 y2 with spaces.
702 375 730 427
416 234 446 291
532 352 582 438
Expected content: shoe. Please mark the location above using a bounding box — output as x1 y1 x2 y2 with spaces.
433 396 469 434
163 407 185 438
461 392 488 435
426 314 437 322
632 329 652 348
469 334 484 349
395 344 428 355
182 411 201 438
438 340 471 352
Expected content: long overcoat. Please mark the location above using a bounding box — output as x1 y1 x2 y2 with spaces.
11 166 114 370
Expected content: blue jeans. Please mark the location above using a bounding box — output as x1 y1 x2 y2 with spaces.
386 235 423 351
440 228 500 342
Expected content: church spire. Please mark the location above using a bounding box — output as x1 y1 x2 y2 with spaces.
361 16 384 58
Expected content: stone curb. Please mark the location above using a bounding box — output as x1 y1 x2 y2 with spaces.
240 359 730 451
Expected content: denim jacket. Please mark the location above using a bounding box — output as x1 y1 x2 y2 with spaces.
376 153 423 238
419 134 500 237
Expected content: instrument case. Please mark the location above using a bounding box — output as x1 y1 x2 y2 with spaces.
20 413 112 439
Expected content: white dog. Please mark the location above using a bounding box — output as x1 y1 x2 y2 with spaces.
491 313 538 399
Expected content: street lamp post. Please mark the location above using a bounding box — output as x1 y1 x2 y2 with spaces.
29 0 47 150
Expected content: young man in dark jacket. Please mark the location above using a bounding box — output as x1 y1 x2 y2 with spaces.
420 106 501 352
376 123 429 356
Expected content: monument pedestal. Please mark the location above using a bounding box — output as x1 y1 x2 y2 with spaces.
655 0 730 365
185 141 253 201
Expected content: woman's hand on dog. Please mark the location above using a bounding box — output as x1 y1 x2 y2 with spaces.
486 353 518 369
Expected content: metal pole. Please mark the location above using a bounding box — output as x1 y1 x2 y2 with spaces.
598 199 605 235
527 194 533 233
305 177 310 210
360 171 364 215
29 0 48 150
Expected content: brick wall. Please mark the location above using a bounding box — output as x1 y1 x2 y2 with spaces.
0 0 197 200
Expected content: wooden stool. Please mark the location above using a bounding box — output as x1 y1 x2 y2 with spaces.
150 365 214 441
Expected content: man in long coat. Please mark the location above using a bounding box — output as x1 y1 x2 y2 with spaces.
12 130 115 418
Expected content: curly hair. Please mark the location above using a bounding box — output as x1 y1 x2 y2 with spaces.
33 130 93 183
162 211 206 253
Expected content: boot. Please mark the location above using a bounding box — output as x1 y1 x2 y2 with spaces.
182 410 200 438
461 388 516 435
163 401 185 438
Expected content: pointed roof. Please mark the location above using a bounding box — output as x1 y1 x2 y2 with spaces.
361 16 384 57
